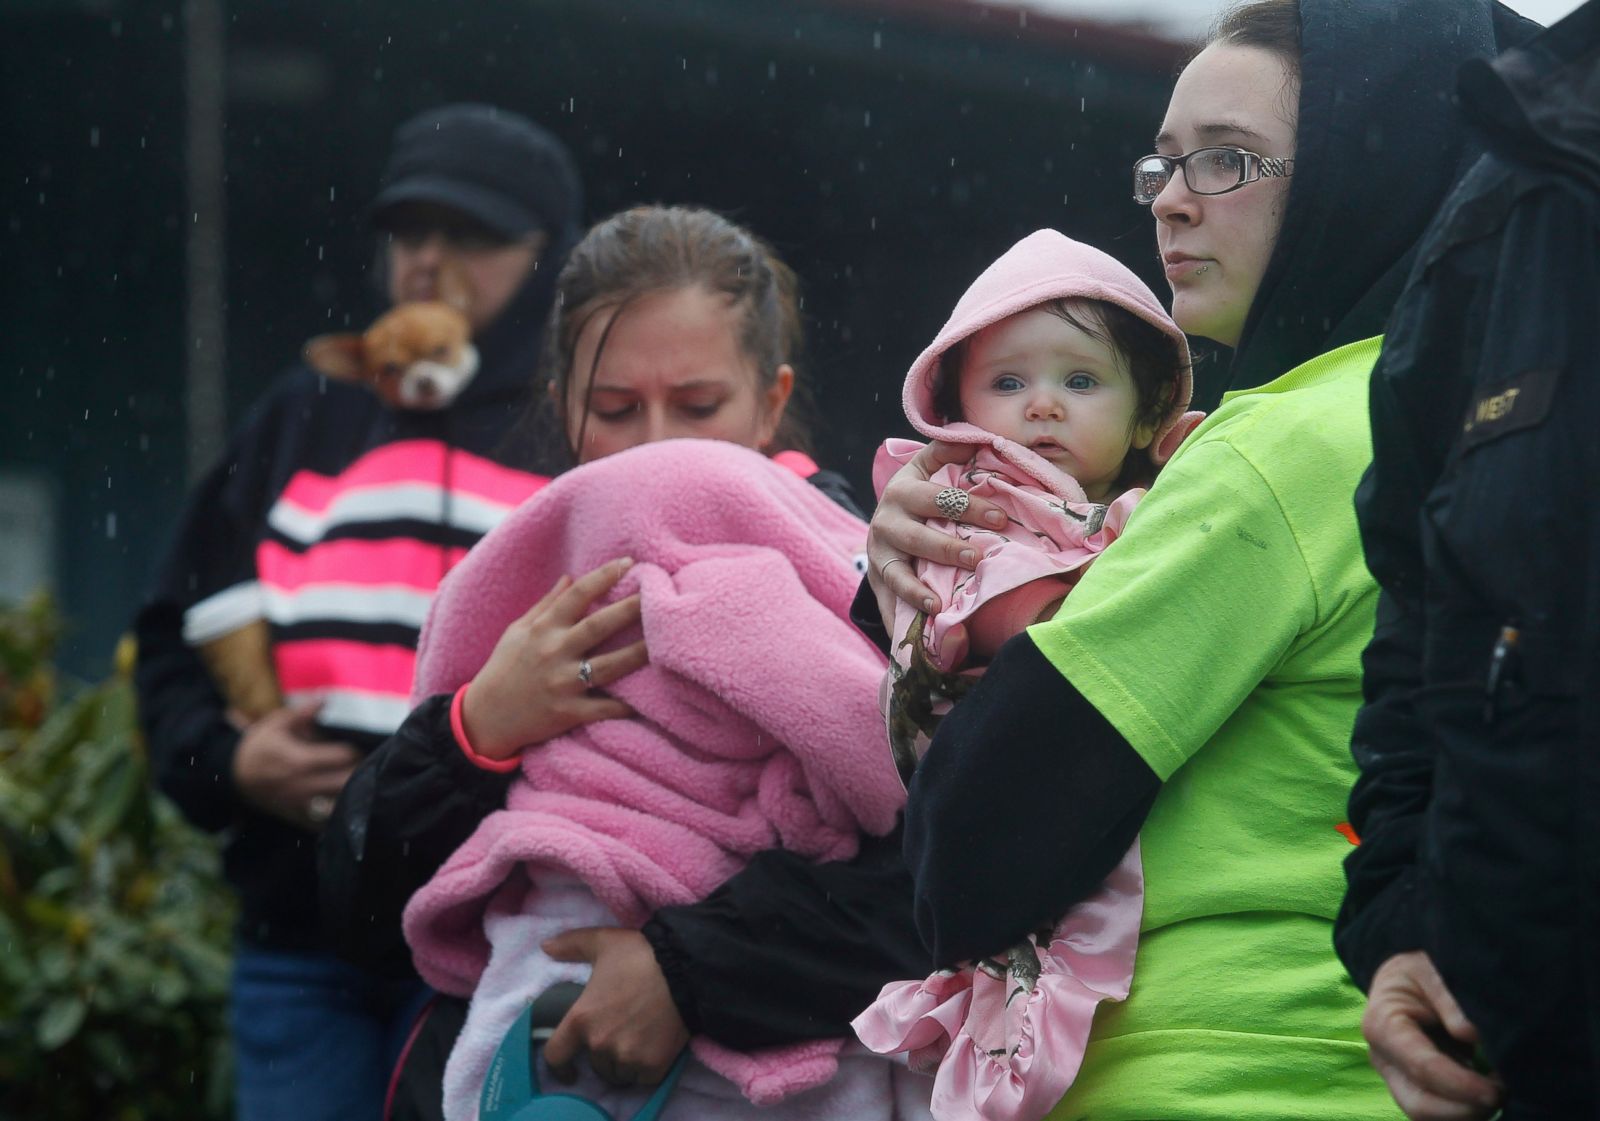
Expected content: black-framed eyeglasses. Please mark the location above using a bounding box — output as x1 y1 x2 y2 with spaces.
1131 147 1294 205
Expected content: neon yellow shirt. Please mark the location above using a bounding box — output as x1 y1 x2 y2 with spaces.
1030 337 1400 1120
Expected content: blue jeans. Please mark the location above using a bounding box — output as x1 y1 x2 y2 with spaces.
231 943 431 1121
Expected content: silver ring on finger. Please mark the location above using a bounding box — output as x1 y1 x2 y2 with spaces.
306 793 335 825
577 660 595 687
879 556 910 579
934 486 971 522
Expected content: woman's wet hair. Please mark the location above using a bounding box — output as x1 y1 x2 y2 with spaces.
1211 0 1301 61
548 205 814 459
1208 0 1302 120
933 299 1187 489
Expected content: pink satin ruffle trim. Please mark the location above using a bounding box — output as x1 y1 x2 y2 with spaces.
853 839 1144 1121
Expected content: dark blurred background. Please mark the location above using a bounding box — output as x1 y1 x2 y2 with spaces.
3 0 1192 676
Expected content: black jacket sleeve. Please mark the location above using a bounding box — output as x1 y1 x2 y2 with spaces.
1334 588 1432 991
319 693 515 977
1331 196 1481 991
642 822 929 1047
904 631 1160 967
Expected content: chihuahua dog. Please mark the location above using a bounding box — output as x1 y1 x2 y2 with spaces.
304 266 480 410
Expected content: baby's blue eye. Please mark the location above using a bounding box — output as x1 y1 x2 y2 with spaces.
1066 373 1097 391
993 374 1025 392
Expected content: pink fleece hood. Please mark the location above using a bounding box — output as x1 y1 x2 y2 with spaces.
904 229 1202 494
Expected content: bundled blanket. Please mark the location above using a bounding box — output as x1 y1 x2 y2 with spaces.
402 439 905 1113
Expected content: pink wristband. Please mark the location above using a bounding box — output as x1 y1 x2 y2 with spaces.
450 683 520 773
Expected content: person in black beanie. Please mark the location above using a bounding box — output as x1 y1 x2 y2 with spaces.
133 104 581 1121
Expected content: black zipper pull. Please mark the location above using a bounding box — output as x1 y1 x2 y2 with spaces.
1484 623 1521 725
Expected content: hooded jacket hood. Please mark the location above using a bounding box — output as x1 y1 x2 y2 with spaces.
902 229 1200 495
1458 0 1600 192
1222 0 1540 400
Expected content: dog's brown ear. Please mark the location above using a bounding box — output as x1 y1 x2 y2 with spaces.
304 334 366 381
436 260 478 318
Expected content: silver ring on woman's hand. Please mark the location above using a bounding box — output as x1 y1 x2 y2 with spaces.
934 486 971 521
879 557 910 579
577 660 594 686
306 793 335 825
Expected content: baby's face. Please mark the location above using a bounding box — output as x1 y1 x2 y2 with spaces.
957 304 1153 502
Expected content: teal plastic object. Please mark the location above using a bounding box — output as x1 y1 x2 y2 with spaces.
479 1002 688 1121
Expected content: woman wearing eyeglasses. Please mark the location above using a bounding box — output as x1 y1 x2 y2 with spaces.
861 0 1536 1117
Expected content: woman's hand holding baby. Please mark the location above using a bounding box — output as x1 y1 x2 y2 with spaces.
540 927 690 1089
460 558 648 761
867 441 1006 622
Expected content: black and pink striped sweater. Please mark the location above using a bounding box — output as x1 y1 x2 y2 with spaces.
135 357 856 951
135 359 563 949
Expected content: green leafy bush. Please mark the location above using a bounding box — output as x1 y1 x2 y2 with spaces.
0 596 235 1120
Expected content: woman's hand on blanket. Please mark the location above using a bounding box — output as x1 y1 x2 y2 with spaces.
462 559 648 761
867 440 1006 622
540 926 690 1088
1363 951 1502 1120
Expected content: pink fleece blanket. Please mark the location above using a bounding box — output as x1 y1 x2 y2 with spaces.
402 439 904 1106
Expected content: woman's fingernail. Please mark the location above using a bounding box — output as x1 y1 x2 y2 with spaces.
922 598 936 613
958 549 977 566
617 557 634 570
984 510 1006 528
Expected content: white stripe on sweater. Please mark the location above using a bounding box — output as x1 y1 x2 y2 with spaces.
183 581 266 645
267 484 513 545
284 687 413 736
262 584 434 630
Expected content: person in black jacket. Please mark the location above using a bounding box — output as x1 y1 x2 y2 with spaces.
135 105 581 1121
1336 6 1600 1118
318 206 919 1117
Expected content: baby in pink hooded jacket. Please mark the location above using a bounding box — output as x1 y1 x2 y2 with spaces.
853 230 1202 1121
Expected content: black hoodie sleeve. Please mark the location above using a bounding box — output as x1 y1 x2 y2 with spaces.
904 632 1160 967
134 389 299 832
320 693 516 976
134 598 244 832
805 469 868 521
642 823 930 1045
848 575 893 657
